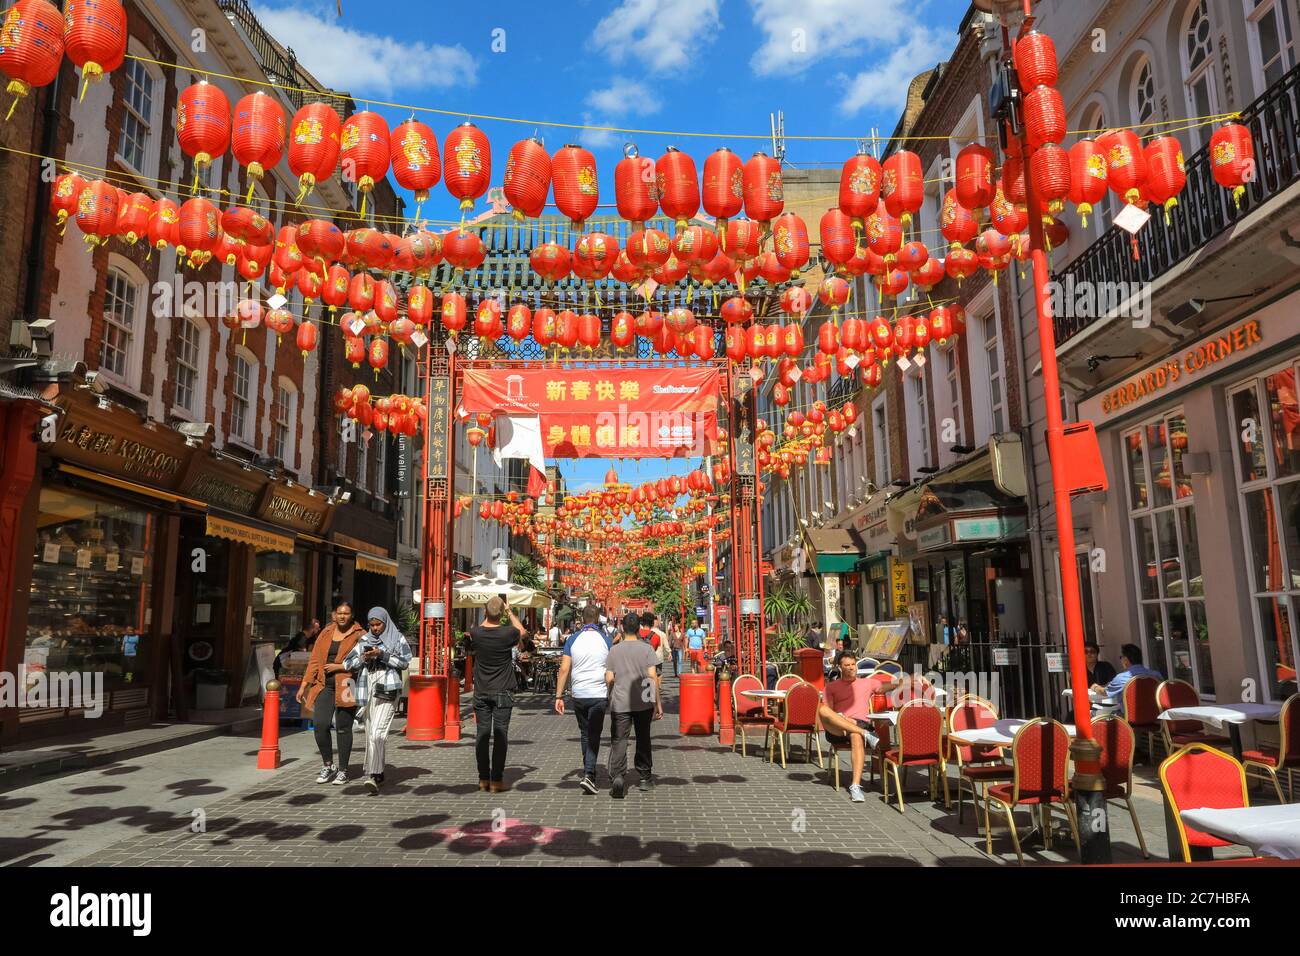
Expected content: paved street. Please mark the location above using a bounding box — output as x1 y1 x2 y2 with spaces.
0 677 1254 867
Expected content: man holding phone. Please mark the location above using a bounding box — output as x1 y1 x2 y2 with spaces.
469 596 526 793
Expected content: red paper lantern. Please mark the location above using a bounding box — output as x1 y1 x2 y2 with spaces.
374 280 399 323
368 338 389 373
779 286 812 317
575 232 617 279
503 137 550 220
288 103 342 201
652 255 688 285
725 325 746 362
610 310 635 350
295 219 345 267
1098 129 1147 204
782 324 804 358
72 179 117 245
743 151 784 225
0 0 65 118
955 143 996 210
1024 86 1066 148
897 240 929 273
474 298 503 340
818 322 838 356
441 291 467 334
757 251 791 285
861 363 883 389
407 283 433 327
552 144 599 229
991 183 1028 236
443 229 485 273
702 147 744 226
531 242 571 283
635 310 663 337
875 269 909 299
507 303 532 341
296 320 318 358
340 111 390 214
177 81 231 177
178 197 221 261
1015 30 1058 90
940 190 978 249
443 121 491 213
819 276 850 311
64 0 126 96
656 147 700 228
651 323 675 356
116 192 153 244
666 307 696 334
1144 136 1187 220
532 307 557 347
230 92 284 199
1032 142 1072 211
839 150 882 227
882 150 924 225
867 201 903 260
1068 139 1109 227
945 246 979 282
390 120 441 209
721 296 753 325
673 223 719 265
554 309 579 349
614 148 658 227
1210 123 1255 207
724 219 762 264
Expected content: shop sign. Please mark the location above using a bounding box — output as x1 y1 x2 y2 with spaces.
262 488 329 534
184 464 264 516
993 647 1014 666
426 375 451 478
206 515 294 555
1046 652 1065 673
52 399 189 487
918 524 951 551
890 558 911 617
356 553 398 577
953 516 1027 542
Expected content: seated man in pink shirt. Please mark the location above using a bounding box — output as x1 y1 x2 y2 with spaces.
818 650 895 803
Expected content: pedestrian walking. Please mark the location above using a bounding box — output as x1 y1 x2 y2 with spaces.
296 602 364 785
343 606 412 794
605 612 662 799
670 625 684 677
686 618 707 672
469 596 526 792
553 605 612 794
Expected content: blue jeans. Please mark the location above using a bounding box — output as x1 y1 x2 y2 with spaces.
572 697 608 779
671 649 682 676
473 692 513 782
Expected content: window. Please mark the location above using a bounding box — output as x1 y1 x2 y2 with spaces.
983 312 1006 435
942 344 964 449
1247 0 1295 93
872 393 890 487
175 319 204 416
1182 1 1220 149
357 430 369 491
117 57 156 174
337 420 349 479
1229 365 1300 702
1123 411 1214 696
231 350 256 444
273 380 296 466
375 431 388 498
908 373 931 472
101 268 140 384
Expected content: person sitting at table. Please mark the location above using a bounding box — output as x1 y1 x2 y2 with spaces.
1084 641 1117 690
1095 643 1161 700
817 650 887 804
713 640 738 706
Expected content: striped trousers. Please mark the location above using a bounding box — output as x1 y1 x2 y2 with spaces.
361 669 398 776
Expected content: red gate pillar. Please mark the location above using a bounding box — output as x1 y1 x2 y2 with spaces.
728 362 763 681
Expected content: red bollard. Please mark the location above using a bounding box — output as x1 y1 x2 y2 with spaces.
718 677 734 747
406 675 447 741
257 680 282 770
444 670 461 741
679 673 715 735
464 655 474 694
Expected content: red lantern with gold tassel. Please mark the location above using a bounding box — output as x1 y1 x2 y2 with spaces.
443 229 485 275
945 246 979 282
554 310 579 350
839 150 882 229
673 223 718 266
692 324 715 361
178 197 221 264
1024 86 1067 148
1145 137 1186 223
1031 142 1072 213
1210 123 1255 208
443 121 491 214
340 111 390 216
507 303 532 341
177 81 231 186
407 283 433 327
1068 139 1109 227
626 227 670 272
615 146 658 228
296 219 345 268
575 232 617 279
819 207 857 268
820 276 850 313
656 147 699 229
724 219 762 265
296 320 318 358
725 325 746 362
116 192 153 245
721 296 753 325
288 103 341 202
503 137 550 220
532 307 557 348
1015 30 1058 89
875 269 909 299
634 310 663 337
231 92 284 201
818 322 838 356
882 150 924 226
390 120 441 215
552 144 599 229
1098 128 1147 204
530 242 571 283
610 311 635 350
757 251 790 285
474 298 503 340
940 189 978 249
576 312 601 351
441 292 467 335
64 0 126 99
702 147 744 231
897 240 929 273
782 323 804 358
780 285 812 317
1 0 64 120
367 338 389 375
743 151 784 227
72 179 117 246
867 200 903 261
991 183 1028 236
955 143 996 211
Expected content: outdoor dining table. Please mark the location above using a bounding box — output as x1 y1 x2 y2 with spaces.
1062 687 1119 710
947 718 1079 749
1156 702 1281 759
1178 804 1300 860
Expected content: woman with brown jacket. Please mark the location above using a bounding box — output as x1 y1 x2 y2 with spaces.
296 602 365 785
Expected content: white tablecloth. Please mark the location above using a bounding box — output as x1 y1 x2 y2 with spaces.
1157 703 1282 729
1179 804 1300 860
948 719 1078 749
1062 688 1118 707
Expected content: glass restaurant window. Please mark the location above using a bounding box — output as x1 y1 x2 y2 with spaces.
1123 412 1215 696
1230 364 1300 701
27 487 154 687
252 550 307 647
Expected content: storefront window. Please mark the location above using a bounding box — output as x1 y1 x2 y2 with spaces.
253 550 307 648
1124 411 1215 696
27 486 154 687
1230 368 1300 700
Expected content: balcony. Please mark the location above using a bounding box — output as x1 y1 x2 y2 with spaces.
1054 61 1300 349
217 0 346 113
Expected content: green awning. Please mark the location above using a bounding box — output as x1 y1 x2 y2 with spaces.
804 527 864 574
816 553 860 573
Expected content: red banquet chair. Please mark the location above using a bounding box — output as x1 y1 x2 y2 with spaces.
775 674 804 694
1094 714 1150 859
768 682 822 769
1159 744 1252 863
1157 679 1230 754
731 674 774 758
1242 693 1299 803
947 695 1011 829
1122 674 1163 763
984 718 1080 865
882 699 948 813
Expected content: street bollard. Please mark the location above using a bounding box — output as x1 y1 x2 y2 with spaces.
407 675 447 741
718 676 734 747
445 669 461 741
464 654 474 693
257 679 282 770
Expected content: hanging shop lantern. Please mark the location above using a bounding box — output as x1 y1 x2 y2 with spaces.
866 200 903 260
507 303 532 341
1002 155 1027 204
626 227 670 271
474 298 503 340
72 179 117 245
345 272 375 314
236 243 270 283
552 144 599 229
955 143 996 211
702 146 744 231
820 207 856 266
745 323 766 360
49 172 85 231
874 269 909 299
945 246 979 282
742 151 784 226
897 240 929 273
656 146 700 229
782 323 804 358
1210 123 1255 208
177 196 221 264
340 111 391 216
940 189 978 249
532 306 557 347
757 251 790 285
264 307 294 344
990 183 1028 236
651 323 675 355
911 257 945 293
1024 85 1067 148
838 149 882 229
1144 136 1187 222
295 218 345 267
724 219 762 264
725 325 746 362
443 120 491 214
1044 217 1070 249
929 306 954 345
673 223 718 266
611 250 642 283
1067 139 1109 227
614 145 658 227
116 192 153 244
652 254 688 285
407 283 433 327
577 312 602 351
231 92 285 200
1031 142 1072 213
441 291 467 334
665 306 696 334
1097 128 1147 204
575 231 617 278
443 229 485 274
64 0 126 99
720 295 753 325
177 81 231 184
530 241 571 283
634 309 663 337
882 150 924 225
374 279 399 323
779 285 812 317
502 136 550 220
840 316 866 352
610 310 635 350
818 321 838 356
819 276 850 313
554 309 580 349
861 363 883 389
367 338 389 374
288 103 342 202
221 205 272 246
390 119 441 213
0 0 65 120
394 231 442 278
389 316 416 350
1015 30 1058 90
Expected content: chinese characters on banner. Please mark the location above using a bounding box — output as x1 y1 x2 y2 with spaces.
460 367 720 459
426 375 451 478
891 558 912 619
733 373 755 477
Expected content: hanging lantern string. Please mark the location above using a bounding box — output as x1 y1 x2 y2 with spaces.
121 51 1238 146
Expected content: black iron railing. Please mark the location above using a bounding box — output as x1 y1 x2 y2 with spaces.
1055 62 1300 345
896 632 1071 720
217 0 341 112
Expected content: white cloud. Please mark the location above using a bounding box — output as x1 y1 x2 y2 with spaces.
590 0 723 74
575 79 663 149
253 4 478 97
837 27 949 117
748 0 916 76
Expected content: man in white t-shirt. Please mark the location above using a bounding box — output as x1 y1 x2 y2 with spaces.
547 623 561 648
554 605 613 795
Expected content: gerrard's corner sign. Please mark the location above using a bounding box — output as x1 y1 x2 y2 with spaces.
461 367 720 459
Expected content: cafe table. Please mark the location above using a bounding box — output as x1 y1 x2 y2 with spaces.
1179 804 1300 860
1062 687 1119 710
1156 702 1281 759
947 718 1079 750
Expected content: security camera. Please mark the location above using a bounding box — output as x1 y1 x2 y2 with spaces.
178 421 212 447
338 491 352 504
82 371 107 395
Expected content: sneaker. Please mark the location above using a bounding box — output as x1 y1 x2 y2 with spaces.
637 776 652 792
366 775 380 795
610 776 626 799
579 776 598 795
331 770 349 786
848 783 866 803
316 765 335 784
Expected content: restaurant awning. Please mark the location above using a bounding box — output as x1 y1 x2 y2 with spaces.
803 527 865 573
205 515 294 554
356 553 399 577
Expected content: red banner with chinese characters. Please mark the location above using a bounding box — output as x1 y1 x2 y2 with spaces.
461 367 720 459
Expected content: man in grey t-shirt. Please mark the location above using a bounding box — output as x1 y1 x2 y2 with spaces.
604 612 662 798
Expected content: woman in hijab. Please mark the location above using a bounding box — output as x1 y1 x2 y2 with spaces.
296 602 365 785
343 607 412 794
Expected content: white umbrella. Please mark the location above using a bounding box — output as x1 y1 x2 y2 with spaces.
452 574 552 610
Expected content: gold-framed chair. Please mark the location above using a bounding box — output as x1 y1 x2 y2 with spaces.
983 718 1081 866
